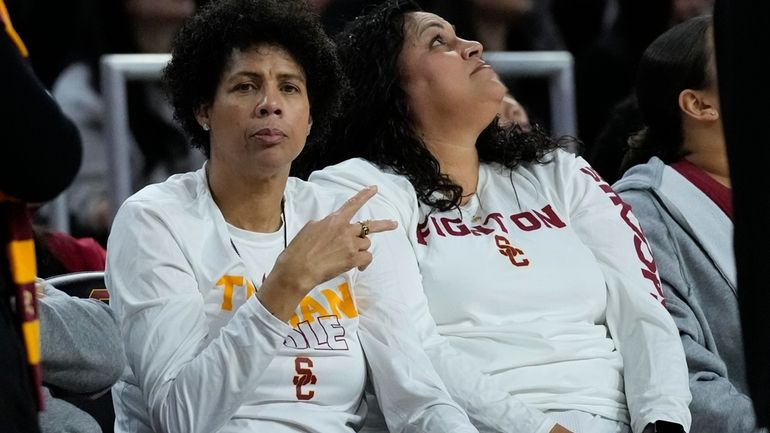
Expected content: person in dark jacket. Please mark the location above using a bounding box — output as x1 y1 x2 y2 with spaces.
1 2 82 431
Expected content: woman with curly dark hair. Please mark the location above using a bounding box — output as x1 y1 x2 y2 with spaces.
310 2 692 433
105 1 480 432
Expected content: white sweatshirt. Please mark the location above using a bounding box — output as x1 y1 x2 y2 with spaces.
310 150 692 433
106 167 478 433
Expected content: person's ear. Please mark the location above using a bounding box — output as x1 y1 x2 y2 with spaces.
679 88 719 122
195 104 211 131
307 115 313 137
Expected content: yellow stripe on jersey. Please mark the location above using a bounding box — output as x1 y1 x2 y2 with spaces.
22 319 41 364
8 239 36 284
0 0 29 57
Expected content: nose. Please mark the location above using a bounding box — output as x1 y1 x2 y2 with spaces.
461 39 483 60
256 87 282 117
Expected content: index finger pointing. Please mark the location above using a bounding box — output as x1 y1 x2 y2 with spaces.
335 185 378 220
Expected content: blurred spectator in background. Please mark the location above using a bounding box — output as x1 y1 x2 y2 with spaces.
498 93 531 130
33 227 106 280
551 0 609 60
47 0 200 245
3 0 102 89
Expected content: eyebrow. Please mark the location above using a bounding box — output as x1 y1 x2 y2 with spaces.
418 21 450 37
228 71 306 84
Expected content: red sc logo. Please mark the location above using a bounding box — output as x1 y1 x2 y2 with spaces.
495 235 530 267
293 357 317 400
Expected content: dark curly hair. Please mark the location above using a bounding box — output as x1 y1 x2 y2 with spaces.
621 15 713 173
163 0 344 158
300 0 562 211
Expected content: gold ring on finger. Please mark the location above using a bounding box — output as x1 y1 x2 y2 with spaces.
358 221 370 238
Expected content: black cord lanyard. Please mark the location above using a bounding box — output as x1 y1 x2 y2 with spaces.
229 198 287 257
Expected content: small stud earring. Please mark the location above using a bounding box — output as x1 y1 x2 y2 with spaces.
202 123 210 131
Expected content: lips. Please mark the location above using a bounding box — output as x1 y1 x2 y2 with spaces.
251 128 287 145
471 61 492 75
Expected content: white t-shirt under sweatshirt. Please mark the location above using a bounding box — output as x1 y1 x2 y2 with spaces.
310 149 692 433
106 167 478 433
